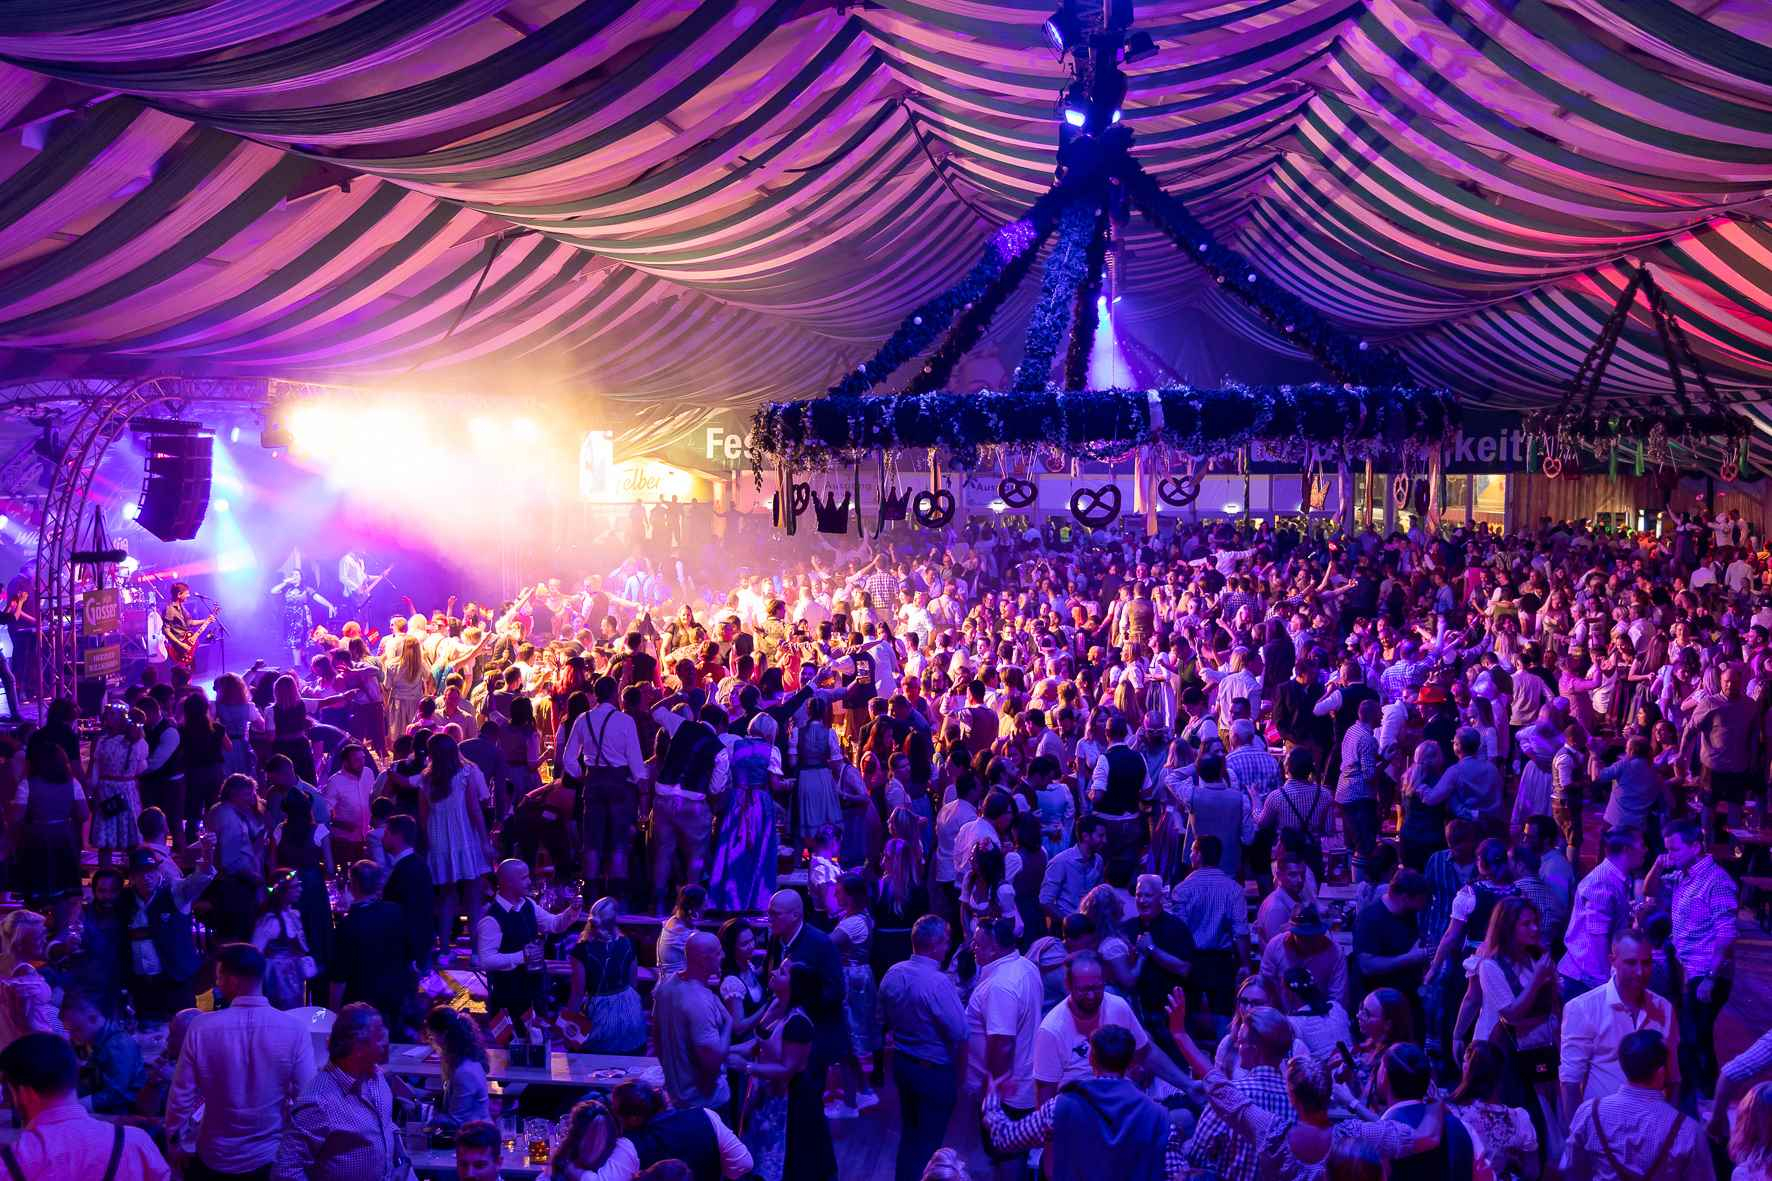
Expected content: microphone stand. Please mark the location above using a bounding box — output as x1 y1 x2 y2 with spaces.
190 591 229 681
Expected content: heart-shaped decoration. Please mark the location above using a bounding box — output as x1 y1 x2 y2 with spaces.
1070 483 1122 528
1156 474 1202 508
998 477 1037 509
913 488 955 528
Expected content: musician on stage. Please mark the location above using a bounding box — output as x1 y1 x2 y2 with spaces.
270 567 333 670
163 582 197 671
338 550 367 605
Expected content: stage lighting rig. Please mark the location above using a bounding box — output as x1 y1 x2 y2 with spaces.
1043 1 1157 139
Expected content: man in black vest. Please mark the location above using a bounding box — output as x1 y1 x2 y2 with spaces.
647 691 730 914
121 844 215 1020
136 695 185 846
476 859 580 1039
1086 716 1146 878
610 1080 753 1181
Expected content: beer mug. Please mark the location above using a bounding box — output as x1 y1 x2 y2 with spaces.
524 941 544 970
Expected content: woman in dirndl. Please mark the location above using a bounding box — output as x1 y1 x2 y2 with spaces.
87 705 147 868
566 897 646 1055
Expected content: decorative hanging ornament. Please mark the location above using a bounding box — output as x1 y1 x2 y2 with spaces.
1156 473 1202 508
912 489 955 528
998 477 1037 509
1070 484 1122 527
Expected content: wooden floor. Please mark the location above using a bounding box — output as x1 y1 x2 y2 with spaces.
829 1076 995 1181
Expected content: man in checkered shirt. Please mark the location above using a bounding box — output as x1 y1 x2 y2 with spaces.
1224 719 1281 803
1183 1004 1295 1181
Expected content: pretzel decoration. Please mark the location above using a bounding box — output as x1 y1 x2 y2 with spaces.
1070 484 1122 527
1391 472 1410 506
1541 454 1564 479
912 488 956 528
1156 473 1202 508
1721 461 1740 483
997 477 1037 509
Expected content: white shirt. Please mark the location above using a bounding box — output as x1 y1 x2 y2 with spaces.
564 702 647 781
167 995 316 1173
1558 977 1677 1107
475 893 578 971
338 554 366 597
966 951 1044 1108
320 767 376 842
1032 993 1148 1088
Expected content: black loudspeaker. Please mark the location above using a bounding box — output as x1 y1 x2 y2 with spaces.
137 430 213 541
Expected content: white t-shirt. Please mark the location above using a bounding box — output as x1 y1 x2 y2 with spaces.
966 952 1044 1108
1032 993 1149 1088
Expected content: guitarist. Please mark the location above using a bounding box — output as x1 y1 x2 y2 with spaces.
162 582 212 671
338 549 391 615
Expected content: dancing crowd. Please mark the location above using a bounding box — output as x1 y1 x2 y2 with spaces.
3 502 1772 1181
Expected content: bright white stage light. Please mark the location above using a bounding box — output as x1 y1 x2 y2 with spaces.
1221 501 1242 514
117 556 140 576
212 498 230 514
228 426 241 444
989 499 1008 514
0 515 8 529
123 502 141 521
511 417 541 443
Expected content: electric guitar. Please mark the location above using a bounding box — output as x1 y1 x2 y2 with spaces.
165 609 219 669
344 566 394 614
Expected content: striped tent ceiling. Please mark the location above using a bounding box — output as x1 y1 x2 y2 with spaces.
0 0 1769 431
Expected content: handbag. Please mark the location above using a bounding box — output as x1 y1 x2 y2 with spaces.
1489 958 1557 1081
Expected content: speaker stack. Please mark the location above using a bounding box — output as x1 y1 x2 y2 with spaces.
132 418 213 541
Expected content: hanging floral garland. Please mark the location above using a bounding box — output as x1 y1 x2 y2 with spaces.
826 187 1068 398
907 212 1057 395
1010 196 1101 392
751 383 1456 472
1062 198 1111 392
1120 163 1411 388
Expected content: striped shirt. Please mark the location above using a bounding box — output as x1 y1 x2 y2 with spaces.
1664 855 1737 976
1336 721 1379 804
1225 745 1281 801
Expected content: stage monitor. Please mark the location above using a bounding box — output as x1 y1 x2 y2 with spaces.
136 429 213 541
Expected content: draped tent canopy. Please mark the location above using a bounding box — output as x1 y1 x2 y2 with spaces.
0 0 1769 442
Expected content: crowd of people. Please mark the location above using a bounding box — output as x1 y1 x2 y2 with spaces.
2 502 1772 1181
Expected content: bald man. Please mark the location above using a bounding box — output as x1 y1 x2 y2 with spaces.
765 890 848 1074
476 859 580 1039
653 931 732 1108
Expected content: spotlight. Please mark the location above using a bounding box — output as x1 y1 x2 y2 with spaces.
1094 65 1128 128
989 498 1008 514
1043 5 1081 52
511 417 541 443
117 556 140 576
123 502 141 521
1064 106 1088 129
212 498 230 514
1222 501 1243 515
1123 30 1158 63
0 515 7 529
1061 80 1090 128
228 426 241 444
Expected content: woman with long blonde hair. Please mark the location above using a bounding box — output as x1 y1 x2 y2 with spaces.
385 633 429 745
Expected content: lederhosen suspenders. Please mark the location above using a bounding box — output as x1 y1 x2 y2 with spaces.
1 1122 125 1181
